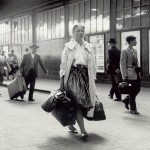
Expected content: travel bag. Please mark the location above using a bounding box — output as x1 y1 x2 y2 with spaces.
41 89 65 113
51 96 77 127
7 75 26 99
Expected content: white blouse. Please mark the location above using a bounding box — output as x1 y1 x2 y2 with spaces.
73 41 88 66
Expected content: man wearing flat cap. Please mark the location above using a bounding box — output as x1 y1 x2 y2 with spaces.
106 38 122 101
20 43 48 101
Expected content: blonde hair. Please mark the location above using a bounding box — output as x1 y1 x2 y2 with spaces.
72 24 85 34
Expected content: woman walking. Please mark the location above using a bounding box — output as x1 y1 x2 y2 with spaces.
59 24 97 139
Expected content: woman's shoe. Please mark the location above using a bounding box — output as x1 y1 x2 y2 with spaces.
130 110 140 114
68 125 78 134
81 132 88 140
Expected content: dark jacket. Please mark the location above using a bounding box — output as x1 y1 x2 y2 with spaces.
20 52 47 77
107 46 121 74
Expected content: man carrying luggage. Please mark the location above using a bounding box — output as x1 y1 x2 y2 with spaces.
19 43 48 101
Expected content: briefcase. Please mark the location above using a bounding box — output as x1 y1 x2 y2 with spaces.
51 97 77 127
41 90 65 113
118 82 131 94
7 76 26 99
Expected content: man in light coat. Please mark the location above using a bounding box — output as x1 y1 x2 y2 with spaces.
120 36 141 114
20 43 48 101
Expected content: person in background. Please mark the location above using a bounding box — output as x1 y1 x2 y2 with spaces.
1 51 9 79
59 24 97 139
1 51 6 58
19 43 48 101
10 50 18 64
8 50 19 79
0 50 11 95
106 38 121 101
25 48 29 53
120 35 141 114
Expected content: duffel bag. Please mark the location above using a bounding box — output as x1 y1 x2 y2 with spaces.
41 89 65 113
51 96 77 127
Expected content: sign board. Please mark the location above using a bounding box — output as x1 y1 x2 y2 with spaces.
89 35 104 73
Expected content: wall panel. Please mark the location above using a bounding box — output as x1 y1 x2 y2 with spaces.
37 38 65 78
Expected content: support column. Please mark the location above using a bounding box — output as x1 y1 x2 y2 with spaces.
64 3 69 44
110 0 116 38
31 11 37 43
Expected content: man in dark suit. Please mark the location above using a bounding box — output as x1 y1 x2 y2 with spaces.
107 38 121 101
20 43 48 101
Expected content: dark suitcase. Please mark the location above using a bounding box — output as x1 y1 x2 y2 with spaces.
51 98 77 127
7 76 26 99
118 82 131 94
83 100 106 121
41 90 65 113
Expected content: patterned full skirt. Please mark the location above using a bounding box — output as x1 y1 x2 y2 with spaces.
66 65 92 110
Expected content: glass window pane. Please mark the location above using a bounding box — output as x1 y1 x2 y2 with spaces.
97 0 103 32
25 17 29 42
104 0 110 13
39 13 44 40
124 9 132 29
69 5 74 36
79 2 84 26
21 19 24 42
52 10 56 38
18 19 21 43
91 0 96 33
133 0 140 7
55 9 60 38
43 12 47 39
47 11 51 39
103 13 110 31
132 7 140 27
124 0 132 8
29 16 32 42
74 3 79 25
60 8 65 38
141 6 149 27
14 20 18 43
116 11 123 29
141 0 149 6
0 35 1 45
3 24 5 44
85 0 90 34
117 0 123 10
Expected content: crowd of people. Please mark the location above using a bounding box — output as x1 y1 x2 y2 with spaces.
0 24 141 140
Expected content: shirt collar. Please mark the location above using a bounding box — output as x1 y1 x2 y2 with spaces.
65 38 92 53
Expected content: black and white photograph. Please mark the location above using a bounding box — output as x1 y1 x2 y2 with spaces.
0 0 150 150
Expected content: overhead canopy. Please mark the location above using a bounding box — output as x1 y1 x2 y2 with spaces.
0 0 69 19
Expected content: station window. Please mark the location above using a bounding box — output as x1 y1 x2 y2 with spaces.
36 7 65 41
0 21 11 45
116 0 150 30
12 15 32 44
69 0 110 36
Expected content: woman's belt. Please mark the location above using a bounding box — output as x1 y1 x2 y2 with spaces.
73 64 87 68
